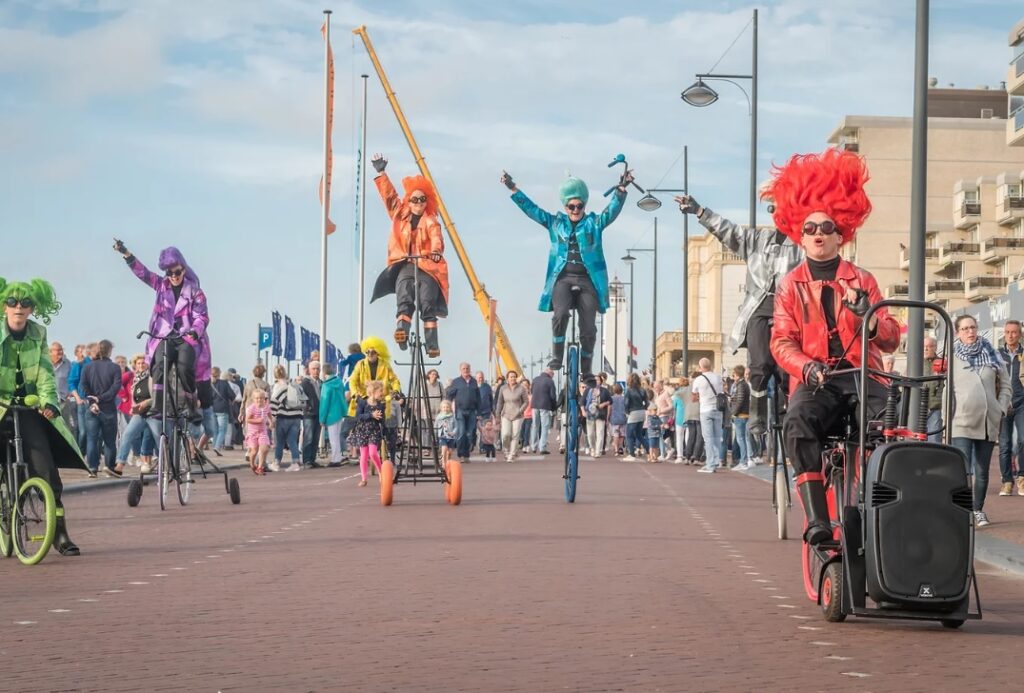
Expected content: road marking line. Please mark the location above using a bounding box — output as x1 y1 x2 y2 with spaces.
128 581 149 586
763 586 779 591
248 540 261 543
261 535 272 539
104 589 124 593
14 621 36 625
49 609 71 613
776 604 797 609
810 641 837 646
790 615 811 620
206 555 222 559
754 579 770 583
193 561 205 564
826 656 853 661
151 574 168 577
841 673 871 678
78 598 99 602
798 626 823 631
745 572 760 575
770 596 789 599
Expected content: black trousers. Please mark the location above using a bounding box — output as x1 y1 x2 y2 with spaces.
784 374 886 476
551 272 598 357
396 263 443 322
152 337 197 396
2 409 65 507
746 314 780 396
683 420 705 461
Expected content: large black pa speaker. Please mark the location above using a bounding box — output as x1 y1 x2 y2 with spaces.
864 441 973 608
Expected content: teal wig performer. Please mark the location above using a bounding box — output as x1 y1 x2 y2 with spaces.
501 167 634 381
0 277 89 556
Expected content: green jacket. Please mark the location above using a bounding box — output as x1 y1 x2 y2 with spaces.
924 356 944 412
0 320 87 469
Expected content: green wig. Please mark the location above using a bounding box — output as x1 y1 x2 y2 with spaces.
0 277 62 325
559 176 590 206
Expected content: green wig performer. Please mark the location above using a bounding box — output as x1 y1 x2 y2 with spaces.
0 277 88 556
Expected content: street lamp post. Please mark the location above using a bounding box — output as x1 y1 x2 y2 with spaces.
681 8 757 231
623 224 657 378
608 278 632 380
636 148 690 377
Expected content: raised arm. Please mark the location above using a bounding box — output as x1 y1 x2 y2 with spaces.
374 172 403 221
595 189 626 232
675 195 754 259
510 189 554 229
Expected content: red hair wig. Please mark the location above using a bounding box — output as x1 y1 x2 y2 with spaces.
401 175 439 217
761 148 872 245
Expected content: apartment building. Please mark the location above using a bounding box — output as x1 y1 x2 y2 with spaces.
1009 16 1024 147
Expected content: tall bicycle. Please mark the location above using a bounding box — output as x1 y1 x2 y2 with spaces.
126 330 241 509
767 378 792 540
384 254 462 506
561 286 583 503
0 397 57 565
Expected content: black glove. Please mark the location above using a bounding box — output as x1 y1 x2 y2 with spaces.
371 154 387 173
113 238 129 255
676 194 702 215
617 169 635 190
501 171 516 190
843 289 871 317
802 361 828 387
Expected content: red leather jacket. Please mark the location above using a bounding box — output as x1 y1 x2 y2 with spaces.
771 259 901 394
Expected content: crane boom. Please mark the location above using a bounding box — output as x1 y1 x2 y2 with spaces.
353 25 522 377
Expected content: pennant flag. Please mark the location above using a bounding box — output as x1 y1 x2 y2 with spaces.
312 332 321 354
271 311 282 357
284 316 296 361
627 339 638 356
602 356 615 378
258 325 273 351
317 18 337 235
301 326 311 364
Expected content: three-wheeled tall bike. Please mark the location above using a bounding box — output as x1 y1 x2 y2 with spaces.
801 300 981 627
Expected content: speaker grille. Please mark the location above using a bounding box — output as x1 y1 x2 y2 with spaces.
871 483 899 506
952 488 973 512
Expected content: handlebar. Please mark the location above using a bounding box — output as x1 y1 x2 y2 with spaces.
603 153 646 198
137 329 181 341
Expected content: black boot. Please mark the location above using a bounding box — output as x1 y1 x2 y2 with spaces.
797 479 832 545
54 513 80 556
424 321 440 358
394 318 411 351
748 391 768 436
548 342 565 370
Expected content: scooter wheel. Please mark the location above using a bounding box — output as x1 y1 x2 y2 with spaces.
820 562 846 623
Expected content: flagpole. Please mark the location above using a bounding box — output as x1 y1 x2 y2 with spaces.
318 9 332 376
358 73 369 341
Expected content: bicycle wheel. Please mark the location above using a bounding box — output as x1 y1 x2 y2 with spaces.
564 345 580 503
773 441 788 540
176 433 192 506
0 474 13 558
157 434 169 511
12 477 56 565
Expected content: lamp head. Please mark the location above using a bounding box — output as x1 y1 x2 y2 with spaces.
636 193 662 212
622 253 637 264
681 79 719 107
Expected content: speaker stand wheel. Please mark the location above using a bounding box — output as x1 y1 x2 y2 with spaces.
820 562 846 623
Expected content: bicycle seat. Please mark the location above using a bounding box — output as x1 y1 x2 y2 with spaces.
570 285 582 294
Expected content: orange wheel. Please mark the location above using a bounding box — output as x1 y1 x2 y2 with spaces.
443 461 452 502
380 461 394 506
447 459 463 506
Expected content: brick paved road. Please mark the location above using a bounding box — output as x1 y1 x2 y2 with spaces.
1 456 1021 691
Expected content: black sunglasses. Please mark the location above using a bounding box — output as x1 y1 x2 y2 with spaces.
802 220 839 236
566 203 585 212
409 195 427 204
165 268 185 278
4 297 34 309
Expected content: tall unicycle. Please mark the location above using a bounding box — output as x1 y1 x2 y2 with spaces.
564 344 580 502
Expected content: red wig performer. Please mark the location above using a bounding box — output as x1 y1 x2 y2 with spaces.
768 148 901 545
369 153 450 357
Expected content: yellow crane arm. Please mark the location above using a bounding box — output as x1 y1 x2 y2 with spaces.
353 25 522 377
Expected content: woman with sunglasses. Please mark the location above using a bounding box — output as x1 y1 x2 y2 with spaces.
0 277 89 555
766 148 900 545
501 168 633 383
114 241 211 417
369 154 449 358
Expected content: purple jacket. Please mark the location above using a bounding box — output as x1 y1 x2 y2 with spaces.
130 257 212 382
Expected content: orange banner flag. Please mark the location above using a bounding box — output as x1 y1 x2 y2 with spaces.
318 20 337 235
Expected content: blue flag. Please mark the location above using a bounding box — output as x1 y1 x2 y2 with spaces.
258 325 273 351
311 332 321 355
284 316 296 361
300 326 310 364
325 340 338 367
271 311 282 357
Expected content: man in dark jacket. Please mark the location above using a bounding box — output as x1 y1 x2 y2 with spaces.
473 370 493 452
531 368 557 454
728 365 752 470
301 360 322 468
79 339 123 477
446 362 480 463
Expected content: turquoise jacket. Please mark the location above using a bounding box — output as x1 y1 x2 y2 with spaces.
511 189 626 313
319 375 347 427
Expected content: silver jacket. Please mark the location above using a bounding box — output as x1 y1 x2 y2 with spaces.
697 207 804 354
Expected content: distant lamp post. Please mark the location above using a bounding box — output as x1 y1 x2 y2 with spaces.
636 148 690 376
623 224 658 379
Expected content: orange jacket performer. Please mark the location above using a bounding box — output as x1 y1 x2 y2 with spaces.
370 153 450 358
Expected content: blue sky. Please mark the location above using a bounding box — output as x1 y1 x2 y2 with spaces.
2 0 1022 379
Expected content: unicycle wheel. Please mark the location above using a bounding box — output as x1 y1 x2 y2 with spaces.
12 477 57 565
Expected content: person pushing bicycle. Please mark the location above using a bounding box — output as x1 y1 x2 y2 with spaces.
0 277 88 556
501 167 634 383
765 149 900 545
673 188 803 437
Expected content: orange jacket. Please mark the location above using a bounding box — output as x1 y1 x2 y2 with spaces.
374 174 449 303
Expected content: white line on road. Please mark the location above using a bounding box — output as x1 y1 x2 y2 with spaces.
826 655 853 661
14 621 36 625
841 672 871 678
49 609 71 613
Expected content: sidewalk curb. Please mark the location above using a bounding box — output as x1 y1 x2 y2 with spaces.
63 462 248 494
737 463 1024 579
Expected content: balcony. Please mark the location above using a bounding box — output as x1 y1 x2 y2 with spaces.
965 275 1009 302
1010 52 1024 96
898 245 938 270
937 241 980 270
954 200 981 229
1009 106 1024 146
926 280 964 301
998 195 1024 225
885 283 909 299
982 236 1024 263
